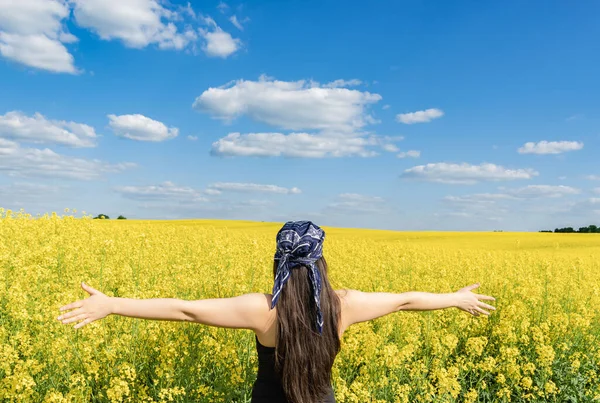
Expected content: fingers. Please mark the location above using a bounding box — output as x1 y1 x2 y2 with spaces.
474 306 490 316
74 317 92 329
467 283 480 291
478 302 496 311
61 313 88 325
59 301 83 312
81 282 97 296
476 294 496 301
57 307 83 321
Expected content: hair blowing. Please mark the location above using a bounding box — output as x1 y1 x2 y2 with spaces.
272 256 341 403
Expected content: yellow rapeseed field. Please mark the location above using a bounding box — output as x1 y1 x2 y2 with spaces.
1 208 599 402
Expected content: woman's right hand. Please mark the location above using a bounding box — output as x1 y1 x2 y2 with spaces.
57 282 113 329
454 283 496 316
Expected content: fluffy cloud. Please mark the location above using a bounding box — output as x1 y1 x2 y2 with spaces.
322 79 362 89
0 0 240 72
199 16 241 58
108 114 178 142
502 185 580 198
444 193 514 205
193 75 381 133
562 198 600 218
229 15 243 30
0 0 78 73
210 132 385 158
337 193 384 203
585 175 600 181
518 140 584 155
0 111 97 147
396 108 444 124
445 185 580 205
72 0 194 50
401 162 538 184
0 182 64 206
208 182 301 194
325 193 388 214
397 150 420 158
115 181 207 202
0 139 135 180
114 181 295 217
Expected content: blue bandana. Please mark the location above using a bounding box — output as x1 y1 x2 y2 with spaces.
271 221 325 334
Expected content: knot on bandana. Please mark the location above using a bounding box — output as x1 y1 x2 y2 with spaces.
271 221 325 334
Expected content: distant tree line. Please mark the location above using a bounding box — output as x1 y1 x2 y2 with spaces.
540 225 600 233
93 214 127 220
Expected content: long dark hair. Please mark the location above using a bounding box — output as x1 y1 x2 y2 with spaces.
272 256 341 403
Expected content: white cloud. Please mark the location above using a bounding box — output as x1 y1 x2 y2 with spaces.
115 181 207 202
199 16 240 58
396 108 444 124
401 162 538 184
445 185 580 205
382 105 391 110
337 193 384 203
565 198 600 217
566 114 583 122
397 150 420 158
0 111 97 147
585 175 600 181
0 140 135 180
0 33 77 73
322 79 362 88
229 15 243 30
0 181 70 210
0 181 64 205
108 114 178 142
518 140 584 155
0 0 70 36
217 2 229 13
210 132 381 158
0 0 78 73
187 135 198 141
382 144 399 152
326 193 387 214
193 75 381 133
593 188 600 195
444 193 514 205
72 0 193 50
503 185 580 198
208 182 301 194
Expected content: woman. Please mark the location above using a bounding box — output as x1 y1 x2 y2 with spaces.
57 221 496 403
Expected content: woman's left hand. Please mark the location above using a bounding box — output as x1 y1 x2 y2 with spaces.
57 282 113 329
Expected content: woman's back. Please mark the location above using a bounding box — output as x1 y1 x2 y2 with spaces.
253 290 349 347
252 335 337 403
251 291 349 403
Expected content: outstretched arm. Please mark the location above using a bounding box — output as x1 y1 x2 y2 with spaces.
341 283 496 328
57 282 270 331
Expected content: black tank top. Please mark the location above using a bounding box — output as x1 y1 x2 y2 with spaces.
251 335 336 403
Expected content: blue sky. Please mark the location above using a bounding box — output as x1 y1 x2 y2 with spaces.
1 0 599 231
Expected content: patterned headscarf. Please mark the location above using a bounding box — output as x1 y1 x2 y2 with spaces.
271 221 325 334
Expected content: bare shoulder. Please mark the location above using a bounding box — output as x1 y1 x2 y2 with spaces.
247 293 276 333
334 289 361 331
247 293 274 314
335 288 360 304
